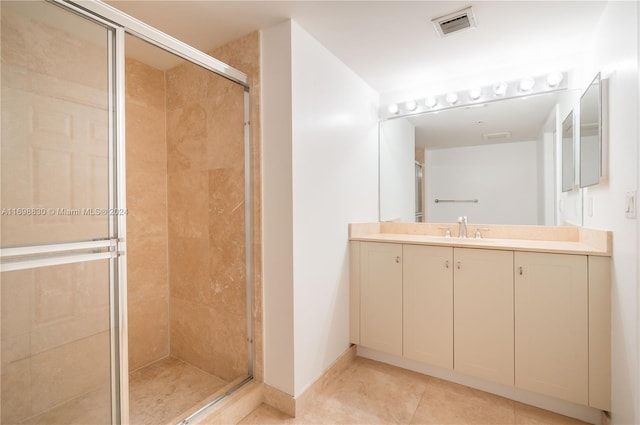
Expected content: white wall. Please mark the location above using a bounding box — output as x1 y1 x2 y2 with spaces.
426 141 539 225
539 131 556 225
580 2 639 424
379 119 415 222
261 19 379 397
261 21 295 395
290 21 379 395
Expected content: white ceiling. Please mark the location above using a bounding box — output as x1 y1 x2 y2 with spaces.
106 1 606 150
107 1 607 98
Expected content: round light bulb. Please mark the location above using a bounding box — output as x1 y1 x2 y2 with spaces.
519 77 535 92
493 82 508 96
405 100 417 111
546 72 563 88
425 96 438 108
468 88 482 101
445 92 458 105
388 103 399 114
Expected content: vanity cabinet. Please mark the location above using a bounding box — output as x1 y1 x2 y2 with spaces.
403 245 453 369
514 252 588 405
350 238 611 411
454 248 514 386
359 241 403 356
357 243 514 384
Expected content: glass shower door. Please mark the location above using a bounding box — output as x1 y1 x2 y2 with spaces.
1 1 121 423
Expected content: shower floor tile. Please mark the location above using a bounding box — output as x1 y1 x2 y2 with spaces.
129 356 227 425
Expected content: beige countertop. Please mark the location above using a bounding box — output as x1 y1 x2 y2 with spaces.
349 223 612 257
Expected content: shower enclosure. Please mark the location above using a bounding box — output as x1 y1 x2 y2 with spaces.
0 1 254 423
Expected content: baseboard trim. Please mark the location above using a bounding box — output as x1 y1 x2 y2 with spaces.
263 384 295 417
294 344 357 416
263 344 358 418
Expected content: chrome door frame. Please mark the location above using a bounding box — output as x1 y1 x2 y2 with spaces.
48 1 253 423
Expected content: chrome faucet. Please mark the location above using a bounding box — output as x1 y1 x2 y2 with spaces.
458 216 468 238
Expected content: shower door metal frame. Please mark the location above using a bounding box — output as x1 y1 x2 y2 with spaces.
52 0 254 424
41 0 254 423
0 2 124 422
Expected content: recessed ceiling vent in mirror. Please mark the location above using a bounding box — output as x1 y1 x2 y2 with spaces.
432 6 477 37
482 131 512 142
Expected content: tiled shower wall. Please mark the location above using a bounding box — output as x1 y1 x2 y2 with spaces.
126 32 261 382
1 6 112 423
165 48 247 383
125 57 169 371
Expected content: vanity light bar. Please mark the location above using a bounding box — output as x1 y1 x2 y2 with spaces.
382 72 567 120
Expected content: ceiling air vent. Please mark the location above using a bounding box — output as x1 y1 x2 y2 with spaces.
432 6 477 37
482 131 511 142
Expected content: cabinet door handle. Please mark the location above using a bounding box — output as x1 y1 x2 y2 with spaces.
395 256 401 264
518 266 523 275
456 261 461 270
445 260 449 269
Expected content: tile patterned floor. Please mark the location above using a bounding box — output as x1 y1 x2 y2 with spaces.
239 357 589 425
129 357 227 425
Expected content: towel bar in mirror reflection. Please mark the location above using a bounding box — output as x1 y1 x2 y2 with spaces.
379 89 583 226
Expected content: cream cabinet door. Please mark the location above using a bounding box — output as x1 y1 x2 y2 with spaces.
403 244 453 369
514 252 588 405
359 242 403 356
454 248 514 386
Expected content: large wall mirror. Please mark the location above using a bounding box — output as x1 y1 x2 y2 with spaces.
579 73 602 187
379 89 581 225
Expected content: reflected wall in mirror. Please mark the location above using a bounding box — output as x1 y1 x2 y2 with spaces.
561 110 575 192
379 119 415 222
379 90 581 225
579 73 602 187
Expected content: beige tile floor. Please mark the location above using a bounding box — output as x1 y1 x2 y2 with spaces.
129 357 227 425
239 357 589 425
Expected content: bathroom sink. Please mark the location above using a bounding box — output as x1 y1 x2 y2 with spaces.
427 235 494 242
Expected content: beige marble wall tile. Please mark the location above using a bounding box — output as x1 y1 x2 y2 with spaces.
1 269 33 341
125 57 170 371
168 236 210 302
30 331 110 416
1 3 108 91
1 5 111 248
170 297 247 381
1 261 112 423
21 385 111 425
166 170 209 239
166 37 255 382
207 31 264 385
1 358 32 424
127 235 169 303
128 296 170 372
